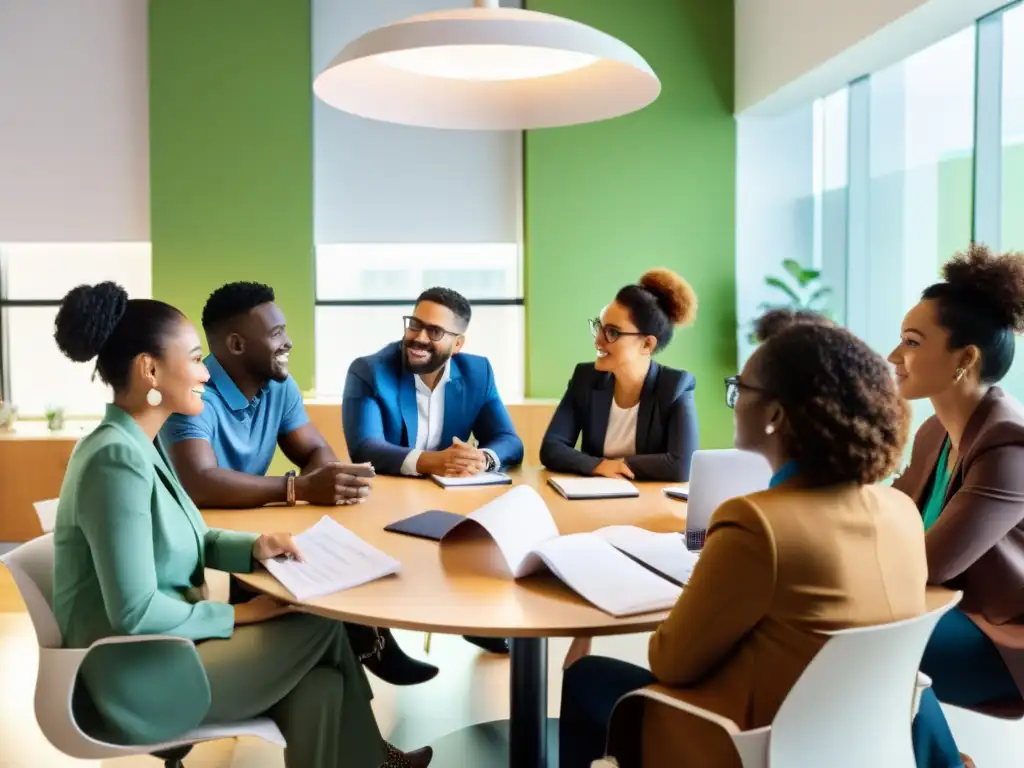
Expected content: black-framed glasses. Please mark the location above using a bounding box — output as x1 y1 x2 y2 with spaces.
589 318 645 344
403 315 461 343
724 375 770 409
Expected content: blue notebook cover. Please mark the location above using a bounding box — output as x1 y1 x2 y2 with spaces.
384 510 465 541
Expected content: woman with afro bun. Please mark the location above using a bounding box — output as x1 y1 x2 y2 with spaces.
540 268 700 484
48 283 432 768
890 244 1024 768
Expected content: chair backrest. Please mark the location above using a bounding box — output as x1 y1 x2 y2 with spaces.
34 498 60 533
769 593 962 767
685 449 772 549
0 534 62 648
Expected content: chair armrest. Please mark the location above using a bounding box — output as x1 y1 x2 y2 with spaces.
916 671 932 689
35 634 200 755
615 687 741 735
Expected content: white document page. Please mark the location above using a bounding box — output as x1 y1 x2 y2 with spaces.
445 485 559 577
533 534 682 617
262 516 401 601
548 476 639 499
431 472 511 487
594 525 699 585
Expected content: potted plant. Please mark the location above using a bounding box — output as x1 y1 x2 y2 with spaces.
45 404 65 432
0 399 16 431
747 258 833 343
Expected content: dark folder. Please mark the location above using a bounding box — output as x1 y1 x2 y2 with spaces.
384 510 464 542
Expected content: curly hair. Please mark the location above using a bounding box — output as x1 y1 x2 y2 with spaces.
754 321 909 486
54 282 184 391
754 308 832 343
615 268 697 352
202 282 276 332
923 243 1024 383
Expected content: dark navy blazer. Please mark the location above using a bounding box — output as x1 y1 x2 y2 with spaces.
539 361 699 482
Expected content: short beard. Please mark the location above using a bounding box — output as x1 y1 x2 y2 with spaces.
404 342 450 375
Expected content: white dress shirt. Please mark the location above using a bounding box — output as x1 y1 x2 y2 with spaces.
602 399 639 459
400 362 498 475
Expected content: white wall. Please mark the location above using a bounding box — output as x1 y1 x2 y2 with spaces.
0 0 149 241
736 0 1007 114
312 0 521 244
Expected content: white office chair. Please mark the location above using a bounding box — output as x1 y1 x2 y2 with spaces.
593 593 962 768
32 498 59 533
1 534 286 767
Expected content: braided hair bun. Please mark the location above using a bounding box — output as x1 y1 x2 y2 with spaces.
639 268 697 327
54 282 129 363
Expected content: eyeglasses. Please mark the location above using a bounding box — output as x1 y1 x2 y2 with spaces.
724 375 771 409
589 318 645 344
403 316 461 343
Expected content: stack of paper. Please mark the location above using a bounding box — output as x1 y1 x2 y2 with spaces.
431 472 512 488
262 516 400 601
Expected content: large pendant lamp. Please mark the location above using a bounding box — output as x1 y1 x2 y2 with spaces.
313 0 661 130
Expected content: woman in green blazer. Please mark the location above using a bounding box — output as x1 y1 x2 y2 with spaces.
50 282 432 768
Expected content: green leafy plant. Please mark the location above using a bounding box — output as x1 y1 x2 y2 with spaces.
45 405 65 432
747 259 833 344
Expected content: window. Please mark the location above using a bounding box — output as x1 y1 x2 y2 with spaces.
1003 2 1024 251
0 243 151 417
853 28 977 363
314 243 524 402
734 87 848 361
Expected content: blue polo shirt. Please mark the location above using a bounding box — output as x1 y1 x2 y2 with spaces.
161 354 309 476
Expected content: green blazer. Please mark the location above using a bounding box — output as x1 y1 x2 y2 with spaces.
52 404 258 744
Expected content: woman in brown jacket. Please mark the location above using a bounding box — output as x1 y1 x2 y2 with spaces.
559 311 929 768
890 244 1024 768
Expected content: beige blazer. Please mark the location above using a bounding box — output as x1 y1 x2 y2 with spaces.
892 386 1024 711
630 481 928 767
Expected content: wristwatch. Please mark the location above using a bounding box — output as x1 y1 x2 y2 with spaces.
285 470 297 506
484 452 497 472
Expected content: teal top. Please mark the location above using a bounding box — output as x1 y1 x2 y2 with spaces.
770 461 799 488
922 439 953 531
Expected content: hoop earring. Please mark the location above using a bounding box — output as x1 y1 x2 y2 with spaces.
146 388 163 407
955 368 966 383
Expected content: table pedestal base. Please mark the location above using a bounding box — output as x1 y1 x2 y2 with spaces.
429 719 560 768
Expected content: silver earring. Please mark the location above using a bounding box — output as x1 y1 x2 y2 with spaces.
146 388 163 407
955 368 966 383
765 424 776 435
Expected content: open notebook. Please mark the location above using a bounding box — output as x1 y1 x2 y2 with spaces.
431 472 512 488
440 486 694 617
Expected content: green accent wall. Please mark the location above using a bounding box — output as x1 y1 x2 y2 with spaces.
524 0 737 447
148 0 315 389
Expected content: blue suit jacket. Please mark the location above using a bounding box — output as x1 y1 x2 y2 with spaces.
539 361 699 482
342 341 524 475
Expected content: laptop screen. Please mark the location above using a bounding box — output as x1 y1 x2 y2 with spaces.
685 449 772 550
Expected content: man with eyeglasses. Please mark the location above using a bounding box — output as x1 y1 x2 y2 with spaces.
343 286 524 478
343 286 523 654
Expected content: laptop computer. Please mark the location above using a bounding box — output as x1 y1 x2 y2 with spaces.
685 449 773 551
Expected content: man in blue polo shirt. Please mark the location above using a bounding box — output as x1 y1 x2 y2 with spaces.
162 281 438 686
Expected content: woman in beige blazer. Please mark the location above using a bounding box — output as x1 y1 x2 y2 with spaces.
50 282 431 768
890 244 1024 768
559 311 929 768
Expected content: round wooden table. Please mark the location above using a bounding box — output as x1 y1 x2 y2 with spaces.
203 468 687 768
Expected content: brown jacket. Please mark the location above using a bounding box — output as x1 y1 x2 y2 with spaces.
633 482 928 767
892 387 1024 708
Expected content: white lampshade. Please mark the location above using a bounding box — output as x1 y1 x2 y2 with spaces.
313 4 661 130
